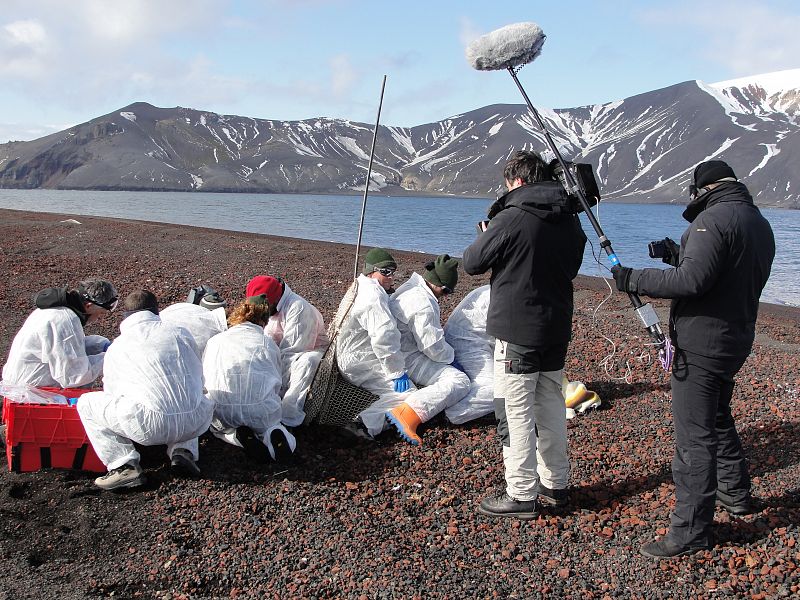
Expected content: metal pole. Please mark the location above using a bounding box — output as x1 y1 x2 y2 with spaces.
353 75 387 281
507 67 666 346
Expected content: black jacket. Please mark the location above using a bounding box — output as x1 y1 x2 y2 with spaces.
635 181 774 359
462 182 587 347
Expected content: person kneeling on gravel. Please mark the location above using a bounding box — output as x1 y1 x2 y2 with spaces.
2 278 117 389
385 255 470 444
77 290 214 490
201 276 296 463
335 248 415 440
260 275 329 428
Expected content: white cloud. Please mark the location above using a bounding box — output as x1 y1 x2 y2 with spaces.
640 1 800 76
4 19 47 47
458 16 481 47
330 54 358 97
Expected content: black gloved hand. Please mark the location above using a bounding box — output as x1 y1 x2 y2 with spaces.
611 265 635 293
662 237 680 267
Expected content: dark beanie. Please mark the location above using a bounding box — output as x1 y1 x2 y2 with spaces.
693 160 737 188
423 254 459 290
364 248 397 274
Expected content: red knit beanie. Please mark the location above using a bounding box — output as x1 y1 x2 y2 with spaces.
245 275 283 305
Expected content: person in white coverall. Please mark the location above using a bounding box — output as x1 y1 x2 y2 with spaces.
336 248 414 439
443 285 494 424
2 279 117 389
387 255 470 444
78 290 214 490
202 276 296 463
160 293 228 356
259 275 329 427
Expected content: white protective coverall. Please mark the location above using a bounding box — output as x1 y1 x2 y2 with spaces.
264 283 329 427
202 322 296 456
336 274 412 436
1 307 107 388
160 303 228 355
443 285 494 424
77 311 213 470
389 272 470 422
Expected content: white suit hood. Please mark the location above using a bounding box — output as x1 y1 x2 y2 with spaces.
160 303 228 355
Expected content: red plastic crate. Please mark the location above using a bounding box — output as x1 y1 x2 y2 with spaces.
2 388 106 473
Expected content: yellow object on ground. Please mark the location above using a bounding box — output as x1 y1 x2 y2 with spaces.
562 376 601 417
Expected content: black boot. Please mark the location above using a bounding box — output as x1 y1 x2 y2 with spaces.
477 492 538 520
640 539 707 559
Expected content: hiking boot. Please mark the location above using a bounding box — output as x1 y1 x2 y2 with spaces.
94 463 145 491
386 402 423 446
267 428 294 462
235 426 271 464
477 492 539 520
640 538 707 559
716 489 755 516
536 483 570 508
170 448 201 477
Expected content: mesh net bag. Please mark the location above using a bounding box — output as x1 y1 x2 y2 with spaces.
303 280 379 426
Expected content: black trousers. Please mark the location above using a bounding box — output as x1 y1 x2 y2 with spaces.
668 349 749 547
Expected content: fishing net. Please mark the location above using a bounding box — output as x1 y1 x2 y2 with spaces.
303 280 378 426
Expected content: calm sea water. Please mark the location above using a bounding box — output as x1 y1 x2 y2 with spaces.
0 189 797 306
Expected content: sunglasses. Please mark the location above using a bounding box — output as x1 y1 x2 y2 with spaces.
375 268 396 277
84 295 119 311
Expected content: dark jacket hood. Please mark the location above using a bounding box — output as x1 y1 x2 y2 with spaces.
682 181 753 223
488 182 574 222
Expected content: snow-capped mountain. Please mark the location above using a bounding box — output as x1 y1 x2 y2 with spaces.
0 69 797 207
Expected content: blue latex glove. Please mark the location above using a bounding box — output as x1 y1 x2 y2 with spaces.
451 359 464 372
101 340 112 352
393 373 411 393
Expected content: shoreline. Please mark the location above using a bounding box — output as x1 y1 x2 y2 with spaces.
1 206 796 318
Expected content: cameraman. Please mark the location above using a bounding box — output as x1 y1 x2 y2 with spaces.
462 150 587 519
612 160 775 558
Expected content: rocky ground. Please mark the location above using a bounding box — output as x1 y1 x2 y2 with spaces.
0 208 798 599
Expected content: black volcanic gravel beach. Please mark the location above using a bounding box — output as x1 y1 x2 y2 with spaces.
1 208 799 599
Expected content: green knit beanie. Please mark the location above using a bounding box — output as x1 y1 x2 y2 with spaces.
363 247 397 274
422 254 459 290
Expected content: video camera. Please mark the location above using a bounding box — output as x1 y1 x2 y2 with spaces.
548 159 601 214
186 284 220 305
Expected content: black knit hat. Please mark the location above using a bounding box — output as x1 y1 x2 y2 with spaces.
693 160 737 188
422 254 459 291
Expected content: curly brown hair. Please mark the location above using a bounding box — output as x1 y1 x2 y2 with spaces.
227 301 271 327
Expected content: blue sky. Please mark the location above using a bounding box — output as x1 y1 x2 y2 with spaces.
1 0 798 142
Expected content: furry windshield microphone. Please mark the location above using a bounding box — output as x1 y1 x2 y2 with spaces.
466 22 545 71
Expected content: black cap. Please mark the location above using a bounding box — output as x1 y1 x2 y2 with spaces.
693 160 737 189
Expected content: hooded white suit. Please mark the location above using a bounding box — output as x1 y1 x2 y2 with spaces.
336 274 411 436
160 303 228 355
2 307 107 388
265 283 329 426
389 273 470 422
443 285 494 424
202 322 296 456
77 311 213 471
